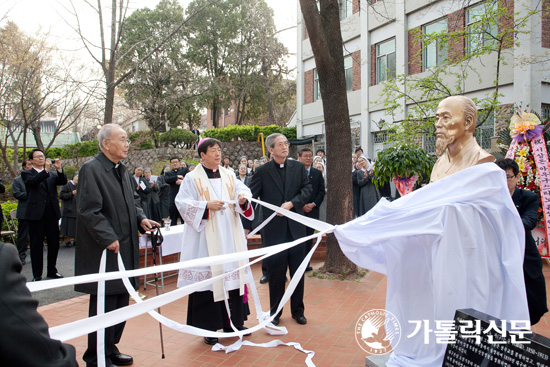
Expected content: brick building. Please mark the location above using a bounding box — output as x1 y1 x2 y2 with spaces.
296 0 550 158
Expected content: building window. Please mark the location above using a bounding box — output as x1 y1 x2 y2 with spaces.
339 0 353 20
423 19 448 70
466 3 497 54
474 112 495 151
314 69 321 101
376 39 396 84
344 55 353 91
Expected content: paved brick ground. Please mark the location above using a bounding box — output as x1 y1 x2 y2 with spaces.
38 260 550 367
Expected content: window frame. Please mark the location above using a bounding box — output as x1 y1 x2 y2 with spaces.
314 69 321 101
376 38 396 84
466 2 498 54
339 0 353 20
423 18 448 71
344 55 353 91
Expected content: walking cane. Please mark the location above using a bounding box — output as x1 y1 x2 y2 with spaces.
150 226 166 359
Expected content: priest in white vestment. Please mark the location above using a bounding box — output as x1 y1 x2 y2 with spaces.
335 164 530 367
175 138 254 345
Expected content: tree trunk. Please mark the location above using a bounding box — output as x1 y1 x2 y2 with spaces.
300 0 357 275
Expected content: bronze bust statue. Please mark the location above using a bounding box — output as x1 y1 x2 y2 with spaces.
430 96 495 182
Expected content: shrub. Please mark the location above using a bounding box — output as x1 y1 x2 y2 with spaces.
202 125 297 142
160 128 198 148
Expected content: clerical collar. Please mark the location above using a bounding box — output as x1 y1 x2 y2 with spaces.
203 165 221 178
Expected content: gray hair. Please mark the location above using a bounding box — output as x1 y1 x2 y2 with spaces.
144 167 152 173
98 124 123 149
238 163 247 169
265 133 285 150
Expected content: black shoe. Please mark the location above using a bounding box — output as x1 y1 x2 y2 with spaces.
271 317 280 326
204 337 219 345
292 315 307 325
110 353 133 366
259 275 268 284
32 276 42 282
305 266 313 272
224 326 251 336
47 272 64 279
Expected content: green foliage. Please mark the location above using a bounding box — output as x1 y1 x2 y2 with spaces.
128 131 154 150
373 144 436 187
45 147 66 159
202 125 296 142
160 128 198 148
1 201 18 231
63 165 78 179
62 140 100 158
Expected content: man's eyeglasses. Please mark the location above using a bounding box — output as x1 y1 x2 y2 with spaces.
107 138 131 145
275 141 290 147
506 175 516 180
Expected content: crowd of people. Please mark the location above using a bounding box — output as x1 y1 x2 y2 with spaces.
3 111 547 366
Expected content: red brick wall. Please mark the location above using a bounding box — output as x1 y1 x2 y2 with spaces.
370 44 377 86
304 69 314 104
448 9 465 63
408 27 422 75
499 0 515 49
543 0 550 48
352 50 361 91
353 0 360 14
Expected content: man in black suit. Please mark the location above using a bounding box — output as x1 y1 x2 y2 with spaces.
22 149 67 281
0 241 78 367
495 158 548 325
298 148 325 271
12 159 33 264
249 133 312 326
165 157 189 225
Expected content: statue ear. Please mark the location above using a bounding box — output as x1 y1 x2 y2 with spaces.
464 116 474 131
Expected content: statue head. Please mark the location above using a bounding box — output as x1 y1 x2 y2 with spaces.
434 96 477 156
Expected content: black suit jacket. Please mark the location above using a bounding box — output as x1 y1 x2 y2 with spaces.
22 167 67 220
304 166 325 220
249 159 312 245
0 242 77 367
512 188 548 324
12 176 28 219
165 167 190 205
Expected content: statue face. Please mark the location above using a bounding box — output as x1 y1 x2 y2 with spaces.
434 98 467 156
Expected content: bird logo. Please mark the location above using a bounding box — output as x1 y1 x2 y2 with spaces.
355 309 401 355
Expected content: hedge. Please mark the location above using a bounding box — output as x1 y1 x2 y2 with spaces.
202 125 297 142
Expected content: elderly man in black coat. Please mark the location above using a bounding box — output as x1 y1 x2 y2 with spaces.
75 124 159 367
249 133 312 326
22 149 67 281
496 158 548 325
0 241 78 367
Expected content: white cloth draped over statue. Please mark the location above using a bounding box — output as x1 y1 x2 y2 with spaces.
175 165 254 296
334 164 530 367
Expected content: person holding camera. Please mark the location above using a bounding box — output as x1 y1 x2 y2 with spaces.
22 149 67 281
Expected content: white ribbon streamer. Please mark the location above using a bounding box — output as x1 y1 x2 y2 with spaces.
34 197 334 366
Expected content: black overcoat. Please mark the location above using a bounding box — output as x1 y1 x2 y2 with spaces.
512 188 548 324
59 181 77 218
74 152 146 295
249 159 312 245
22 167 67 220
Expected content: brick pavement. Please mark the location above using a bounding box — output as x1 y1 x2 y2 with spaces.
38 260 550 367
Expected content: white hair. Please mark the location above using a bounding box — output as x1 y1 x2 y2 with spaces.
98 124 123 150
